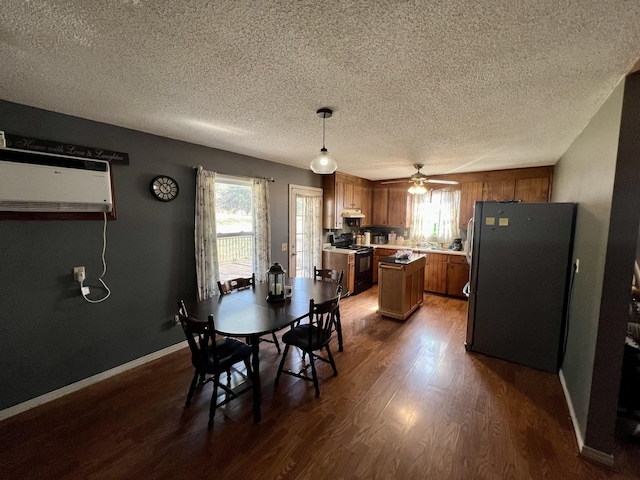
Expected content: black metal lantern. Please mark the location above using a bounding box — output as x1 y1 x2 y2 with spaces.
267 263 286 302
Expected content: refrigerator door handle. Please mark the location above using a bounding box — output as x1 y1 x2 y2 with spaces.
466 217 474 265
463 281 470 297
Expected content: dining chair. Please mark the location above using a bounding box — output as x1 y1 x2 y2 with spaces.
217 273 281 354
313 266 344 284
313 266 345 352
177 311 254 427
274 286 342 397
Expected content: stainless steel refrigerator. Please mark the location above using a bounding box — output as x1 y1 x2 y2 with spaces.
465 201 577 373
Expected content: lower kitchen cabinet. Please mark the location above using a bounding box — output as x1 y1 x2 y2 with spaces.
322 250 355 295
373 247 396 283
422 252 469 298
424 253 448 294
446 255 470 298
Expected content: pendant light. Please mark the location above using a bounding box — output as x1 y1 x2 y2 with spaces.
310 108 338 174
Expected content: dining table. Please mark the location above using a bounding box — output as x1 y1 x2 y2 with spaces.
189 276 340 423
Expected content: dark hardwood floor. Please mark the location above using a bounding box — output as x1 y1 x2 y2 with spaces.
1 287 639 479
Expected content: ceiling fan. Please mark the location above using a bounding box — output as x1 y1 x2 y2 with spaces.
380 164 459 194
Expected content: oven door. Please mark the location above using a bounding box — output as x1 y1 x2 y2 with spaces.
353 249 373 294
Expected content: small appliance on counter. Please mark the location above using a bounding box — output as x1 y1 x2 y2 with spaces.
452 238 463 251
372 233 387 244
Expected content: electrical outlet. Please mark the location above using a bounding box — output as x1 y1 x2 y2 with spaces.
73 266 85 283
575 259 580 273
281 242 287 251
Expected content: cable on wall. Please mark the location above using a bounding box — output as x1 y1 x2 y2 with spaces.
81 212 111 303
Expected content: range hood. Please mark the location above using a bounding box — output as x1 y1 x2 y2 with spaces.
342 208 365 218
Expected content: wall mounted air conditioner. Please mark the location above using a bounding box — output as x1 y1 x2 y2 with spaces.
0 147 113 212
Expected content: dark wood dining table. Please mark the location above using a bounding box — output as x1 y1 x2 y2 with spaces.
189 277 340 423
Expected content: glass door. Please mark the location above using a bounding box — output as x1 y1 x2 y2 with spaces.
288 185 323 277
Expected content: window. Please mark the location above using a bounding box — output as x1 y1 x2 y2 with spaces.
410 189 461 245
215 177 254 279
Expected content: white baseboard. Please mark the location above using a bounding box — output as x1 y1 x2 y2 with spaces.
559 369 615 468
0 340 188 422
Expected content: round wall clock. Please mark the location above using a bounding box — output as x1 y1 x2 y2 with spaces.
150 175 179 202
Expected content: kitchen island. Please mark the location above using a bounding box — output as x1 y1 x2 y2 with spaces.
377 254 426 320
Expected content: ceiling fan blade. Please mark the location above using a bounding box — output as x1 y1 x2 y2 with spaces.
425 179 459 185
380 179 411 185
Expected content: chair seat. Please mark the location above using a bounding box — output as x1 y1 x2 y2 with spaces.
201 338 252 373
282 325 330 351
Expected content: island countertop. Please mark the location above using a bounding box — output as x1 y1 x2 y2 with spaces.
378 253 426 265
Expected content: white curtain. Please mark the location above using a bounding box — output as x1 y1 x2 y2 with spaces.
253 178 271 282
410 193 430 242
410 189 461 245
438 189 461 245
298 193 322 278
195 167 220 300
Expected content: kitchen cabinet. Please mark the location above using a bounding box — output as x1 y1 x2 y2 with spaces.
360 186 373 225
457 167 554 230
371 188 389 225
377 255 426 320
483 180 516 202
424 252 448 294
373 247 396 283
371 187 411 227
421 252 469 298
323 173 373 229
387 187 411 227
514 177 550 203
322 250 355 295
446 255 470 298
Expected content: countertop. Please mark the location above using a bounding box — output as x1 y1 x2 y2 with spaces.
323 244 467 256
378 254 426 265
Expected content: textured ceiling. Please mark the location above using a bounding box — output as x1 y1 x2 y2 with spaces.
1 1 640 181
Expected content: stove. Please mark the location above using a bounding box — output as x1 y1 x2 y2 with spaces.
330 233 373 294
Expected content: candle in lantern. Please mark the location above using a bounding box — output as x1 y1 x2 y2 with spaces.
276 283 282 295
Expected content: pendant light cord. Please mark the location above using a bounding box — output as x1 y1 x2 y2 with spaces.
322 114 326 150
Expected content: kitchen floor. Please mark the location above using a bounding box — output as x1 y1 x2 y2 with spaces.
1 287 638 478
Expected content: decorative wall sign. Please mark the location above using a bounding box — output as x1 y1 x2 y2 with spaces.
3 133 130 165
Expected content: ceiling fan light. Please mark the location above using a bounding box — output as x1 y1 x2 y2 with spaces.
408 180 427 195
414 183 427 194
310 148 337 174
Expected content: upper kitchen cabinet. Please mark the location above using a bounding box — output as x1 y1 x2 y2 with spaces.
387 187 412 227
371 188 389 225
483 180 516 201
514 177 550 203
370 187 412 227
323 173 373 229
456 166 554 230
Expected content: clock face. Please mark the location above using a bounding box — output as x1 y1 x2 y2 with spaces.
150 176 179 202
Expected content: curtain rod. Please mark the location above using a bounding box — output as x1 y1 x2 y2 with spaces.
192 165 275 183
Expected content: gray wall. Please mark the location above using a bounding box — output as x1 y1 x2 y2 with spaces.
551 80 624 442
553 72 640 454
0 100 322 410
